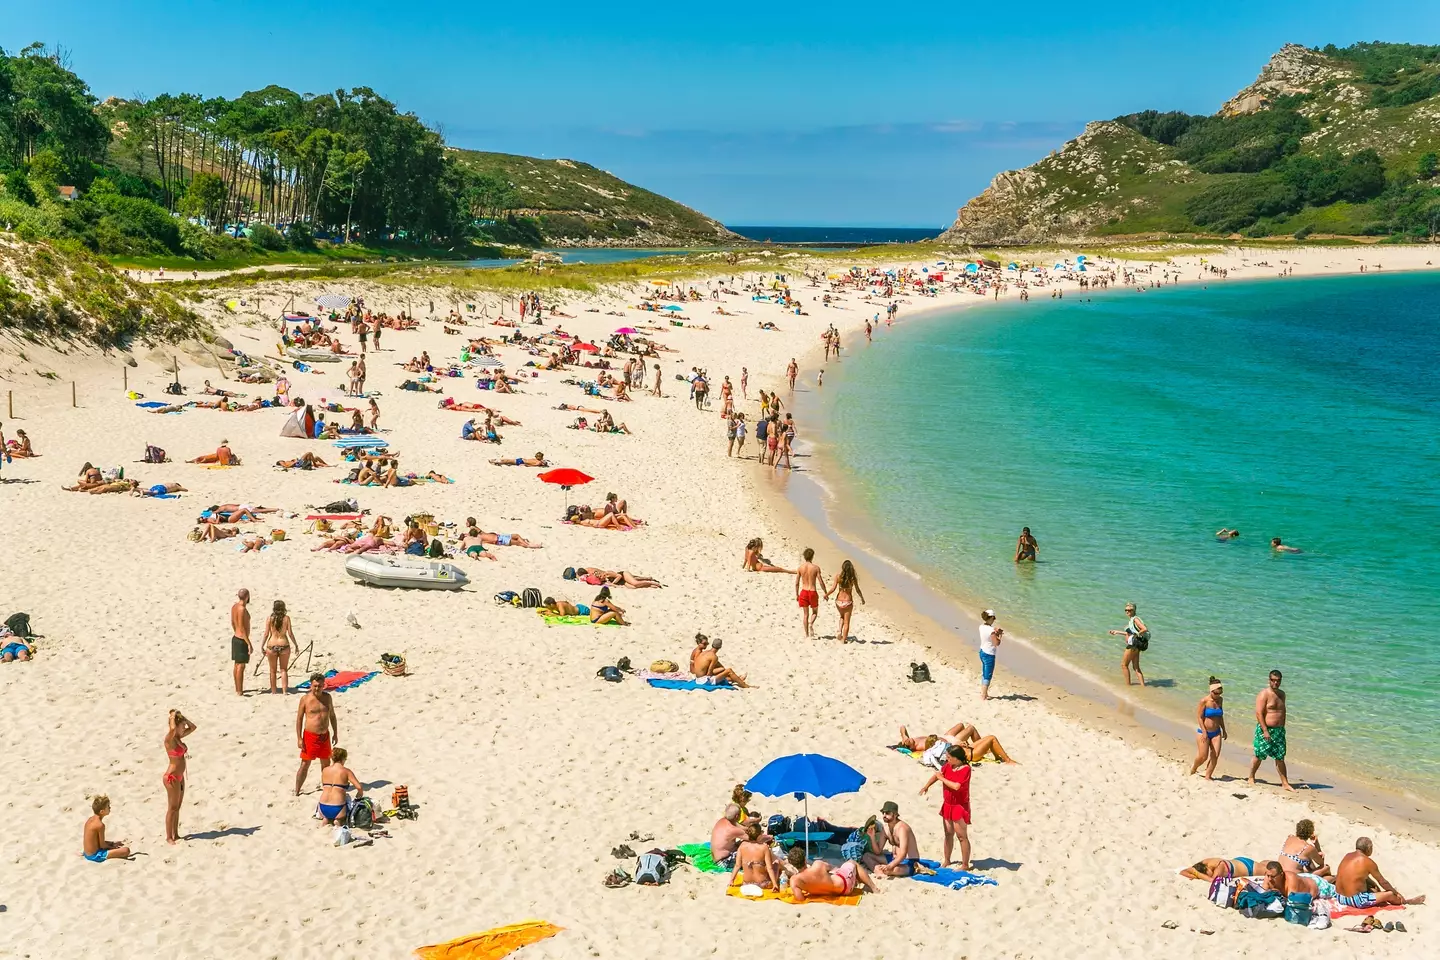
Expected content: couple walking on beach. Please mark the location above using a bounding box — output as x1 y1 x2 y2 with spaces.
795 548 865 642
1182 669 1295 790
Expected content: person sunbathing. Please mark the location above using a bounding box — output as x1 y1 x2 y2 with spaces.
1 635 33 661
897 722 980 756
68 463 105 490
491 452 548 467
193 524 239 542
568 511 639 531
240 533 271 553
188 442 237 465
1181 857 1267 880
788 852 876 901
313 530 360 552
8 429 37 457
202 503 277 523
743 538 795 574
202 380 240 398
730 822 782 889
573 567 661 588
136 482 187 497
75 478 138 495
691 636 748 687
461 419 500 443
148 403 190 415
459 527 499 561
475 529 541 548
555 403 605 414
276 452 331 470
541 597 588 616
588 586 627 625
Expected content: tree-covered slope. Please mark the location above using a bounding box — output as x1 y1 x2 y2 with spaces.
448 150 739 246
941 42 1440 243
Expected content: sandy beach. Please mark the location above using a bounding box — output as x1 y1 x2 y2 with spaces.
2 243 1438 959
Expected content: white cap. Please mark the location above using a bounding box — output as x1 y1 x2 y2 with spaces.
982 609 996 619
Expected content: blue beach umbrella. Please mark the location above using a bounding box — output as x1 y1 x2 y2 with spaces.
663 304 683 311
1075 255 1087 262
746 754 866 850
965 263 979 273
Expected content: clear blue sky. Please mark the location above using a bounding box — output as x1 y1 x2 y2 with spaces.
6 3 1439 226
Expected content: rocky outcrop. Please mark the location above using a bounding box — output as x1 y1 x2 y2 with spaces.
1219 43 1352 116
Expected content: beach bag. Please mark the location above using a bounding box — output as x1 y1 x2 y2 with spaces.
767 815 792 837
322 499 358 514
270 529 287 542
494 591 520 606
841 836 867 862
143 444 168 463
347 797 377 830
1209 877 1238 909
909 662 932 683
563 567 577 580
521 588 542 608
5 613 33 637
1132 631 1150 652
1283 893 1313 926
634 852 669 885
391 785 418 821
650 660 679 674
332 825 353 847
597 666 623 683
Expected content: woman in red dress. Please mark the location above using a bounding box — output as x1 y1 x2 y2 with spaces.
921 744 973 869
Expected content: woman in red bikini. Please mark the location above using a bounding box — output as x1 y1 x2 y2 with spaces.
163 709 197 844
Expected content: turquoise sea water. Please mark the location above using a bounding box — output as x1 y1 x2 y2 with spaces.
815 272 1440 798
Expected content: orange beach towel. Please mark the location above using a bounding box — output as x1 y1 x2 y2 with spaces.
414 920 562 960
725 882 861 907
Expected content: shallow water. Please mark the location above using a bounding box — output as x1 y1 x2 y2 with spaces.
812 272 1440 799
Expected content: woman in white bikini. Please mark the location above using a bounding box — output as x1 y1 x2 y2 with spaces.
826 560 865 643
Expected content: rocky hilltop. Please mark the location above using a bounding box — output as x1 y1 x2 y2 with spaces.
941 42 1440 244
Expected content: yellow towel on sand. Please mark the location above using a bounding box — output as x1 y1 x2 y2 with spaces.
725 883 861 907
414 920 562 960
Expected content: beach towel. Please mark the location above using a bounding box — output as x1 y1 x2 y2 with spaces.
647 678 734 692
907 860 997 891
725 882 861 907
295 669 379 693
539 614 620 627
1330 901 1404 918
150 493 180 500
674 843 731 874
634 669 687 680
135 401 171 408
333 437 389 449
888 744 999 766
413 920 563 960
305 514 362 520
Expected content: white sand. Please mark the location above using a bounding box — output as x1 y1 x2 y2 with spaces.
1 244 1438 958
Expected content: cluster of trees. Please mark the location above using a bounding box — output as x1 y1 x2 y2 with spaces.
1322 42 1440 107
1117 101 1439 237
0 43 530 260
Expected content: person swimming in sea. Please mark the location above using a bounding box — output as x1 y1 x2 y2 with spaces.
1271 537 1302 553
1014 527 1038 562
1215 528 1240 540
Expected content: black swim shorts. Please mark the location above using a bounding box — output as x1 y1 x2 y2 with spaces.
231 636 250 664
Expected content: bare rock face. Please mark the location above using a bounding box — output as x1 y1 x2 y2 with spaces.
1219 43 1351 116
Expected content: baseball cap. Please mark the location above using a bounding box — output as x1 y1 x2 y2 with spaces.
982 609 996 619
880 801 899 815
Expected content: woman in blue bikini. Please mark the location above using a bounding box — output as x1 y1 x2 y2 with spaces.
1189 678 1227 780
317 748 364 824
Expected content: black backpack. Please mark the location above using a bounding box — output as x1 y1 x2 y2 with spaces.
521 588 542 608
5 613 33 637
143 444 168 464
321 498 359 514
597 665 623 683
347 797 377 830
909 661 932 683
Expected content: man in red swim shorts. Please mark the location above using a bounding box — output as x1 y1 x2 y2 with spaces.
295 672 338 795
795 547 826 638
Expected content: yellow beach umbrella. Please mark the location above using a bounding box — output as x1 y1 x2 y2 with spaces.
648 279 670 287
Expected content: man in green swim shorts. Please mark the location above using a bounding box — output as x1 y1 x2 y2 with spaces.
1248 670 1293 791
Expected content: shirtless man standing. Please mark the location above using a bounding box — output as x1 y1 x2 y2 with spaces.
295 673 338 795
230 589 251 696
871 801 920 878
795 548 826 638
787 358 798 389
1335 838 1426 908
1248 670 1293 791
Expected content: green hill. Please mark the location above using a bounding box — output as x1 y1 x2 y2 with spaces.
941 42 1440 244
448 149 739 247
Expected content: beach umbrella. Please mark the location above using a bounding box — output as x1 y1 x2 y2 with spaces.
663 304 683 311
965 263 979 274
614 327 638 334
573 342 600 353
746 753 866 851
315 293 351 310
1075 255 1087 262
538 467 594 509
648 279 670 287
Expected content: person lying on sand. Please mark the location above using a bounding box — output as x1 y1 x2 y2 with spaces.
82 795 133 863
1181 857 1268 880
490 452 548 467
192 525 239 542
555 403 605 414
690 635 748 687
312 530 360 552
188 442 237 465
475 529 541 549
588 586 626 625
743 538 795 574
136 482 187 497
566 509 640 531
276 452 331 470
788 852 877 901
2 635 34 662
540 597 586 616
456 527 497 561
240 533 272 553
71 478 139 495
573 567 662 588
897 722 980 758
148 402 191 414
202 380 240 398
201 503 278 523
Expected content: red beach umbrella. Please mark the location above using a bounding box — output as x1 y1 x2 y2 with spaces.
573 342 600 353
538 467 594 508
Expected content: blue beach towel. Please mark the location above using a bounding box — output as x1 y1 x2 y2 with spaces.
135 401 171 408
151 492 180 499
332 436 388 449
646 678 735 692
908 860 998 891
295 669 379 693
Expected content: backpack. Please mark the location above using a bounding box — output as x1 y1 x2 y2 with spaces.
766 814 792 837
562 567 577 580
521 588 542 608
494 591 520 606
633 852 669 885
347 797 377 830
1132 633 1150 652
909 662 932 683
597 666 623 683
321 499 358 514
143 444 168 464
5 613 33 637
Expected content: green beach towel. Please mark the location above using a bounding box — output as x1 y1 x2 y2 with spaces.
540 614 620 626
676 843 730 874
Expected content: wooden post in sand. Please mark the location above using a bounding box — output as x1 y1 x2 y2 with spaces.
72 382 77 408
7 390 11 418
123 366 128 391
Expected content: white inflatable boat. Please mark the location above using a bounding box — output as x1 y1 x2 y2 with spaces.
344 555 469 590
285 347 344 363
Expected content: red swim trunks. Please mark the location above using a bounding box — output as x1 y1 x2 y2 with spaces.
797 590 819 609
301 731 332 761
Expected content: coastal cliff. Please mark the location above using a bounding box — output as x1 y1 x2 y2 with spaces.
941 42 1440 244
